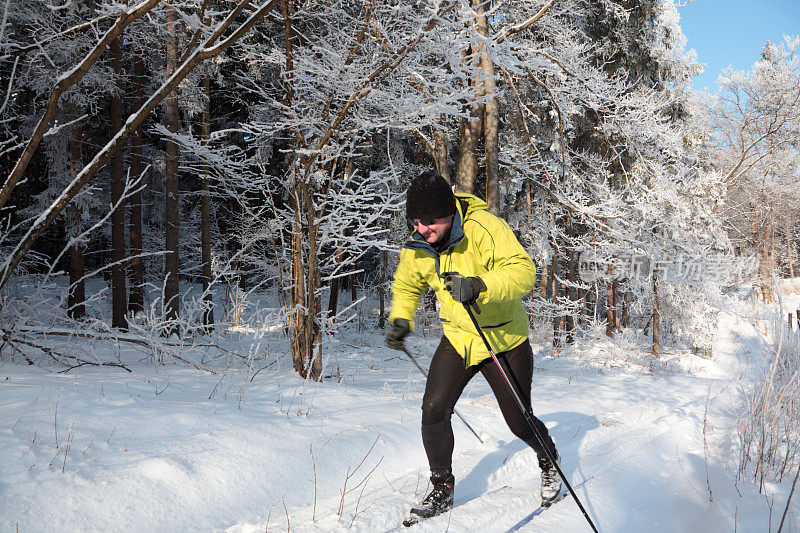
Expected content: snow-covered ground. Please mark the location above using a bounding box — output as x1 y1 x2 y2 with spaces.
2 291 799 532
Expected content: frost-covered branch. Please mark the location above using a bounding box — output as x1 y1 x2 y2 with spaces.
0 0 281 292
0 0 161 211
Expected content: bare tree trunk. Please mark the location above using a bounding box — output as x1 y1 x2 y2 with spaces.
758 222 774 303
455 112 480 194
378 249 386 329
473 0 499 214
539 262 548 300
128 50 145 315
606 264 614 338
434 127 450 183
769 211 777 297
540 199 550 300
307 189 323 380
290 175 322 380
164 4 181 334
613 286 619 330
68 227 86 319
200 71 214 327
483 100 499 212
620 287 628 328
327 276 340 322
787 218 795 278
770 210 776 279
284 0 307 377
304 189 322 374
235 201 247 292
110 36 128 330
539 256 551 300
455 46 482 195
565 217 575 343
67 126 85 319
552 235 562 348
327 238 343 324
653 271 660 358
283 0 321 380
290 195 306 375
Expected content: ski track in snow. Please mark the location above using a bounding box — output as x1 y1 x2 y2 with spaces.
1 298 799 532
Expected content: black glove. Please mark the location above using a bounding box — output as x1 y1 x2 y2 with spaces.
386 318 411 350
442 272 486 304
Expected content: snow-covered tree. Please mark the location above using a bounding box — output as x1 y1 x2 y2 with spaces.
0 0 760 374
710 37 800 301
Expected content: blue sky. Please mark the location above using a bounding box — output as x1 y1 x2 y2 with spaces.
677 0 800 93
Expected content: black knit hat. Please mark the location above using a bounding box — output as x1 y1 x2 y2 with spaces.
406 171 456 221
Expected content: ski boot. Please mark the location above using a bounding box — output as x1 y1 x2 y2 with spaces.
539 451 562 506
405 472 454 525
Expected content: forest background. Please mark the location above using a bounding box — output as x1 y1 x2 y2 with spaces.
1 0 800 529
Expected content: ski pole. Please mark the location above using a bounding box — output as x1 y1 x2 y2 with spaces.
462 303 599 533
399 345 484 444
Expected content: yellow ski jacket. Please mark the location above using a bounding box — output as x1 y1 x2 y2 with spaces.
389 193 536 367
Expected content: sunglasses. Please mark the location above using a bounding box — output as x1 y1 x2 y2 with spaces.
408 216 441 227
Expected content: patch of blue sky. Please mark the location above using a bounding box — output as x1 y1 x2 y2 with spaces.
678 0 800 93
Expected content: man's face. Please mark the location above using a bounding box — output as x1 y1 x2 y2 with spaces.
410 214 455 245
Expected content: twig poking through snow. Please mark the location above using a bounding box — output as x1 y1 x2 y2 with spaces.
704 383 714 502
337 434 383 519
778 465 800 533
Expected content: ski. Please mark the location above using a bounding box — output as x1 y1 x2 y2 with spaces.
386 485 510 531
506 489 569 533
505 425 677 531
504 485 577 532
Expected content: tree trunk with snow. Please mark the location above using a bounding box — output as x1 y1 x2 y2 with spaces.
110 36 127 330
67 126 85 320
328 233 343 324
434 127 450 183
565 217 576 344
128 50 145 316
786 218 795 278
289 174 323 380
164 5 181 334
455 43 482 195
473 0 500 215
537 188 548 299
606 265 614 338
552 234 562 348
327 275 340 324
283 0 321 380
757 222 775 303
201 71 214 328
379 250 387 329
652 271 660 359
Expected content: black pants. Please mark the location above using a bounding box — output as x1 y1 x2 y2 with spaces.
421 336 556 478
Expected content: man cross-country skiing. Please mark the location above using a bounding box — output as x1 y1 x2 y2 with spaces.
386 170 561 523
